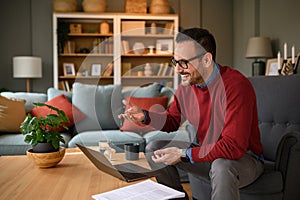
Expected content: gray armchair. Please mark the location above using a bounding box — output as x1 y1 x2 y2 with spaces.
188 75 300 200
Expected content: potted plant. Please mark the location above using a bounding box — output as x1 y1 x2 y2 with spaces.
21 102 69 153
21 102 70 168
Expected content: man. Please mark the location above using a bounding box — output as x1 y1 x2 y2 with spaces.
119 28 264 200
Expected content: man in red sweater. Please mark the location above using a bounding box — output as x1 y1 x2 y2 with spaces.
119 28 264 200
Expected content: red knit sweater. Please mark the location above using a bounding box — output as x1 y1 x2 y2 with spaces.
148 65 263 162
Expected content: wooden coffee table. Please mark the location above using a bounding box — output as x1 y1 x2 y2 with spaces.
0 147 154 200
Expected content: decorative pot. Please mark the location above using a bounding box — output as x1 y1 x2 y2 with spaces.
53 0 77 12
32 142 58 153
132 42 145 55
100 21 109 34
27 147 65 168
82 0 106 12
149 0 170 14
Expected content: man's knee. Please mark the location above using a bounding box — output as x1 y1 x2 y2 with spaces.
210 158 238 180
145 141 160 153
145 140 169 153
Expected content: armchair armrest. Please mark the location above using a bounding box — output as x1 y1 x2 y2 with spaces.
275 131 300 199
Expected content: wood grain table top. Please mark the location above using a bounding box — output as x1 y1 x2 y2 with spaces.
0 147 154 200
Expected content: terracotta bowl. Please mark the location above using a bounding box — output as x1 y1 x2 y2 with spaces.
26 147 66 168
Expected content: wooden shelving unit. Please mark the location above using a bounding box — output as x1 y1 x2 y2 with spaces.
53 12 178 91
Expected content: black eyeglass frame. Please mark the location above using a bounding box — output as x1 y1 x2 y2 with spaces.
171 52 207 69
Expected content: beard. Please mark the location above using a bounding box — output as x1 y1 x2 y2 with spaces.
180 69 205 86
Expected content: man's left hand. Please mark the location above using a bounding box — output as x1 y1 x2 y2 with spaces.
152 147 182 165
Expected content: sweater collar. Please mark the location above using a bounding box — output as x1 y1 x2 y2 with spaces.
195 63 220 88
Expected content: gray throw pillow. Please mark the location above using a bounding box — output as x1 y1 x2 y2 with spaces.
72 83 122 132
47 87 72 102
122 82 161 98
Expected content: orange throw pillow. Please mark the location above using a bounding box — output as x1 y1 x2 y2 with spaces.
120 96 168 135
30 94 86 131
0 96 26 132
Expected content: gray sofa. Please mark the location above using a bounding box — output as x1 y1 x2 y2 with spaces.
189 75 300 200
0 82 190 156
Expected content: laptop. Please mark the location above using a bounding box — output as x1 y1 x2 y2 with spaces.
76 143 158 182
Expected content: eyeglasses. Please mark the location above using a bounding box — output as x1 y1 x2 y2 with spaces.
171 52 206 69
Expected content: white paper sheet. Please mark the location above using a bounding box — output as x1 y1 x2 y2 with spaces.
92 179 185 200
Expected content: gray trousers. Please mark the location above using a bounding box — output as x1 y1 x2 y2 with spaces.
145 140 264 200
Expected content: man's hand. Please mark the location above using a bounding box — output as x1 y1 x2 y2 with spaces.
118 99 145 122
152 147 182 165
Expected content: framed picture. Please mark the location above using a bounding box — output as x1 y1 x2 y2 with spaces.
91 64 102 76
156 39 173 54
63 63 75 76
266 58 282 76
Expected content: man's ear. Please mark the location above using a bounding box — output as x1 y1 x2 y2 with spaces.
202 53 213 68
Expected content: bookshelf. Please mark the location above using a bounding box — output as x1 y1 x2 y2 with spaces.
53 13 178 90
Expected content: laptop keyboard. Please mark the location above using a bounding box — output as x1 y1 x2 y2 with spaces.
114 163 151 174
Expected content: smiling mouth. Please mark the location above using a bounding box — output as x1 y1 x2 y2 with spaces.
181 74 189 80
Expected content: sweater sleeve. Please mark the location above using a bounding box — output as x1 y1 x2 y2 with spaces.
191 79 258 162
145 92 184 132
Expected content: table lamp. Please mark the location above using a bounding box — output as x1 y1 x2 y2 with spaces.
245 37 273 76
13 56 42 92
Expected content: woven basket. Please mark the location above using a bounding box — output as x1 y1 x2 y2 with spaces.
82 0 106 12
149 0 170 14
53 0 77 12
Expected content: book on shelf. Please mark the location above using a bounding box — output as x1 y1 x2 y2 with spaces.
156 62 173 77
58 80 71 92
64 80 71 92
121 40 130 54
156 63 165 76
122 62 132 76
92 37 113 54
108 37 113 54
59 81 66 91
102 63 114 76
161 62 170 76
164 66 171 76
163 23 174 35
167 66 174 76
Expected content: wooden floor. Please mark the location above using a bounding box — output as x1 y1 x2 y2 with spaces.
182 183 193 200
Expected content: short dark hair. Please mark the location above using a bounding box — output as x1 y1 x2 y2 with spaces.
176 28 216 61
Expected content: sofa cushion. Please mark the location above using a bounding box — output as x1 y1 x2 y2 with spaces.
1 92 47 112
0 96 26 132
143 130 191 145
120 96 168 135
122 82 161 98
72 83 122 132
47 87 72 102
30 94 86 131
68 130 145 152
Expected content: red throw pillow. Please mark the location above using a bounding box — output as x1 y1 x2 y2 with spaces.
30 94 86 131
120 96 168 135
